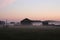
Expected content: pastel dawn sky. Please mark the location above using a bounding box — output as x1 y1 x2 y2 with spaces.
0 0 60 21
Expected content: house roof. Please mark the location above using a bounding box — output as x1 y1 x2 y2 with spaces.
21 18 31 22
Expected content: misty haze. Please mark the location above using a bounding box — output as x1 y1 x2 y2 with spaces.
0 0 60 40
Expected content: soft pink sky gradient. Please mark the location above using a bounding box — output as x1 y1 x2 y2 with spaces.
0 0 16 9
0 0 60 22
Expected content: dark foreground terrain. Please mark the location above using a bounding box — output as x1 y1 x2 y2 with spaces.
0 25 60 40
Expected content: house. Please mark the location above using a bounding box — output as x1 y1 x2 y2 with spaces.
42 21 49 25
31 20 42 26
21 18 49 26
21 18 32 25
21 18 42 25
21 18 60 26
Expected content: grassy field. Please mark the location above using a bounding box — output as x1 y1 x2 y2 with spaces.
0 25 60 40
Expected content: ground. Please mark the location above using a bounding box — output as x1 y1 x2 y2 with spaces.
0 25 60 40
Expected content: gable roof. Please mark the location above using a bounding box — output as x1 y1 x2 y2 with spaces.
21 18 32 22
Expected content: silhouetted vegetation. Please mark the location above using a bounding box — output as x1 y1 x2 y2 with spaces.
0 21 5 25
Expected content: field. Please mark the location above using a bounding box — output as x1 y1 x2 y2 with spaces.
0 25 60 40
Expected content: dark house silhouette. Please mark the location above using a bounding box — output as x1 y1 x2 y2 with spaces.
21 18 42 25
21 18 59 26
21 18 50 25
21 18 32 25
42 21 48 25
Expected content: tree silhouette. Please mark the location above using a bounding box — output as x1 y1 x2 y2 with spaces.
0 21 5 25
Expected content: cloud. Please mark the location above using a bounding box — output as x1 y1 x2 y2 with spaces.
0 0 16 8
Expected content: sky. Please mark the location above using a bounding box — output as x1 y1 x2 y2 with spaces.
0 0 60 22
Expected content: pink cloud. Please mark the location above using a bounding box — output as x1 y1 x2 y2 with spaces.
0 0 16 8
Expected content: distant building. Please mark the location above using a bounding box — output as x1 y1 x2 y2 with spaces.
10 22 15 24
21 18 60 26
42 21 48 25
21 18 42 26
21 18 32 25
9 22 15 26
31 20 42 26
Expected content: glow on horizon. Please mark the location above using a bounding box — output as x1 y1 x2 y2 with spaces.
0 0 60 21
